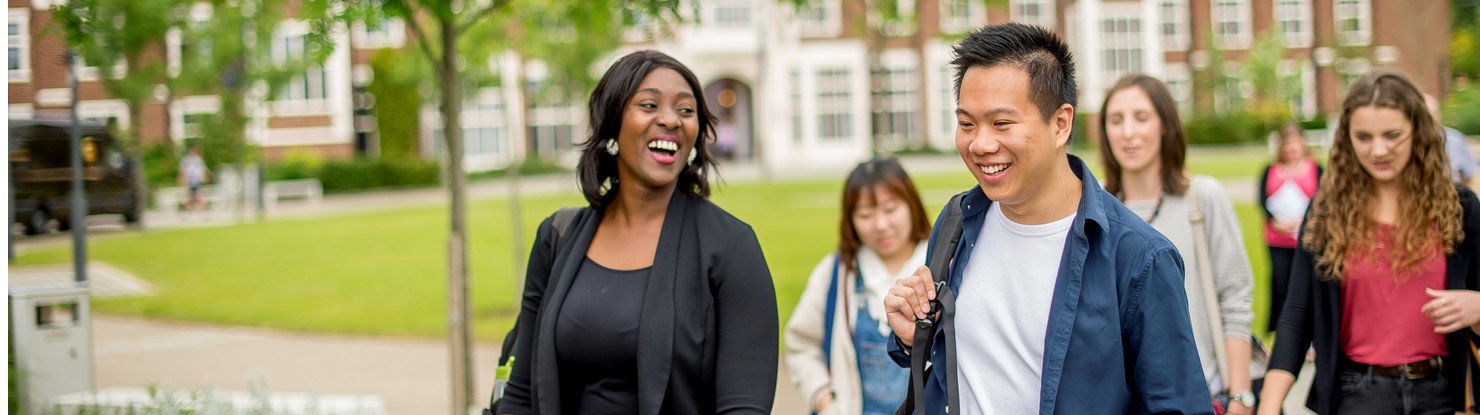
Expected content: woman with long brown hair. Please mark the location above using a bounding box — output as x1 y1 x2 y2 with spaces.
1097 73 1258 414
785 157 931 415
1258 70 1480 415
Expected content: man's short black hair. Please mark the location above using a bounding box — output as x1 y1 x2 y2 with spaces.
951 23 1077 122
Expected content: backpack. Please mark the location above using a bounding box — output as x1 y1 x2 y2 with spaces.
485 207 583 415
896 193 967 415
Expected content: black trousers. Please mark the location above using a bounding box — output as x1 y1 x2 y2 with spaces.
1337 368 1453 415
1267 246 1296 334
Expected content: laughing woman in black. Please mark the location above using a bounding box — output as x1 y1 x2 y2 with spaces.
498 50 778 415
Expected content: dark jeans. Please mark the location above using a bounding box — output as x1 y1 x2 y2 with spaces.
1337 368 1453 415
1267 246 1296 333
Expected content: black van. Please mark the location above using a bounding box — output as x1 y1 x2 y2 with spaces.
10 119 141 235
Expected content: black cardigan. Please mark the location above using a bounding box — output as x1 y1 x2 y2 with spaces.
499 191 779 415
1269 184 1480 414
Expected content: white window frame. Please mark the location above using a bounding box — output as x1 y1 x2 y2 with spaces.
878 0 918 37
1163 62 1192 115
1275 0 1313 48
1214 62 1249 113
432 88 508 166
271 21 332 113
872 57 919 145
1280 59 1318 120
167 3 213 78
798 0 842 37
1012 0 1055 31
939 0 986 35
815 67 853 141
790 68 804 145
351 17 405 50
1336 57 1371 88
1334 0 1371 46
9 8 30 83
705 0 754 28
941 64 956 138
1099 12 1145 84
1211 0 1251 49
1158 0 1189 51
522 92 581 159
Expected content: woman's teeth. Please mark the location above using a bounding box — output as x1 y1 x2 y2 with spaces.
648 140 679 154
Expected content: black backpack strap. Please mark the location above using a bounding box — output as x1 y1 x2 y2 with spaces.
488 207 587 413
495 207 582 366
900 193 967 415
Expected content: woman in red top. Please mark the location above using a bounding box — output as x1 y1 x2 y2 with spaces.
1259 122 1322 334
1258 70 1480 415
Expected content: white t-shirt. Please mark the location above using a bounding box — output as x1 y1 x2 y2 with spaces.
955 204 1075 415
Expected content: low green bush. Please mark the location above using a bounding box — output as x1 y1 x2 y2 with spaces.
1185 111 1281 145
264 150 324 181
1444 86 1480 135
141 142 180 187
317 157 440 193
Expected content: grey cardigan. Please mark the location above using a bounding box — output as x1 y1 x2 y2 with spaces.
499 191 779 415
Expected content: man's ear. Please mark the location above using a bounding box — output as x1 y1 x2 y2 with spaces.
1054 103 1075 148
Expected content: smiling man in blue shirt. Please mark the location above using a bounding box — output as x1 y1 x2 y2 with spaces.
883 23 1212 415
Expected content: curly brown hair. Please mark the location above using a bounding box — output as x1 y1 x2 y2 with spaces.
1301 70 1462 282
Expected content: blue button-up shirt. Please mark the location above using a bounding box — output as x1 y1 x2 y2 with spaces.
889 155 1212 415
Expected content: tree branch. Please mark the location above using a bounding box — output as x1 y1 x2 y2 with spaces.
401 6 441 71
456 0 510 33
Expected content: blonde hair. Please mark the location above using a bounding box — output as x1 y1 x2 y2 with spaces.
1301 70 1462 281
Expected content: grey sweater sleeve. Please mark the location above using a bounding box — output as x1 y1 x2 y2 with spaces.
1193 177 1255 340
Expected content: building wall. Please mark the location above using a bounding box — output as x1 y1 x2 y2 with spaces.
9 0 375 162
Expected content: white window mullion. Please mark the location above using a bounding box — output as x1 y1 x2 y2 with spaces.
9 8 30 83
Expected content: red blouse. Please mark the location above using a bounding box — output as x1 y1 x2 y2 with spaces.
1340 223 1448 366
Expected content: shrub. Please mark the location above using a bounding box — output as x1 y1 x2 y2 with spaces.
265 150 324 181
318 157 440 193
1444 86 1480 136
141 142 180 187
1185 110 1280 145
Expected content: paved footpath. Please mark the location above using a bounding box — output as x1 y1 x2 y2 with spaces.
89 315 805 414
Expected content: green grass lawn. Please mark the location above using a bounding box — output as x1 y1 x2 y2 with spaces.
14 149 1284 340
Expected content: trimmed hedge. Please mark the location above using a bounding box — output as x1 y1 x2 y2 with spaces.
1185 111 1282 145
266 156 441 193
316 158 441 193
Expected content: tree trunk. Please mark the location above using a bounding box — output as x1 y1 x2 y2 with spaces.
439 19 474 415
125 102 149 229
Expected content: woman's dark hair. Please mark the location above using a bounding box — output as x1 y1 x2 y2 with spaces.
837 157 931 274
577 50 718 209
1097 73 1189 196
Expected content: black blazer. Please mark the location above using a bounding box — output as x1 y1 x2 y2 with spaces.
1269 184 1480 414
499 191 779 415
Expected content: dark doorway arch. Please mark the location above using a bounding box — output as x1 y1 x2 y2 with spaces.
703 79 753 161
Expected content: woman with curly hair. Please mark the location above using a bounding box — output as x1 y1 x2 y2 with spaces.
1257 70 1480 415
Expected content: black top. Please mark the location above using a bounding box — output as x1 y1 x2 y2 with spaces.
555 258 649 414
501 191 779 415
1270 184 1480 414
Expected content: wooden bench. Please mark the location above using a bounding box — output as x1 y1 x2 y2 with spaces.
264 179 323 209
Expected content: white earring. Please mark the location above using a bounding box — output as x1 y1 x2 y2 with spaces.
687 148 698 165
605 139 619 156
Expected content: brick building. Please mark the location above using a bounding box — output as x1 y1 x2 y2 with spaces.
9 0 1452 172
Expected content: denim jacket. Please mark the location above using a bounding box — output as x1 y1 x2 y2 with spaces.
888 155 1213 415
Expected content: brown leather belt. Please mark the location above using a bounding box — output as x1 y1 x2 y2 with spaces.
1348 357 1443 380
